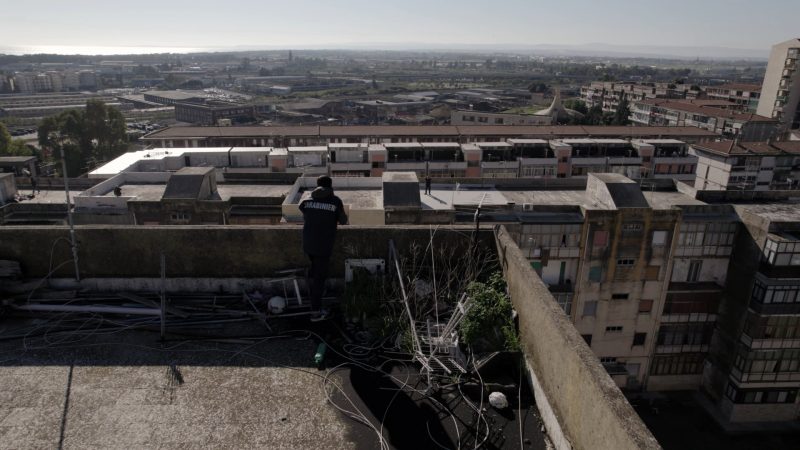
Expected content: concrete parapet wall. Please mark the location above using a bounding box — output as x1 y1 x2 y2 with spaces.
0 225 486 280
494 225 660 450
697 189 800 203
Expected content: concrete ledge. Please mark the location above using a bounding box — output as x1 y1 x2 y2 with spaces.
494 225 660 450
0 225 491 280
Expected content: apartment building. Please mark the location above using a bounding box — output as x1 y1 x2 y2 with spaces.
92 137 698 183
702 203 800 423
505 176 800 423
757 38 800 132
705 83 761 112
650 204 737 391
142 124 717 148
174 102 257 125
630 99 778 140
450 109 553 126
506 174 704 390
690 140 800 191
580 81 701 114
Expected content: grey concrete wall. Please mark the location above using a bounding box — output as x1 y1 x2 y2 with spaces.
697 189 800 203
0 225 491 280
495 225 660 450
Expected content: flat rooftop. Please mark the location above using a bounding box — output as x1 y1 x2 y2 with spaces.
0 326 355 449
421 186 510 211
735 202 800 223
104 184 291 202
500 189 703 211
297 188 383 209
14 190 83 205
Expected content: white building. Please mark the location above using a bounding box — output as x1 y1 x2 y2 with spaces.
757 38 800 132
691 140 800 191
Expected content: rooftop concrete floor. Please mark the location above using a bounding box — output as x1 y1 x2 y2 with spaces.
0 318 546 450
421 187 509 211
14 190 83 205
0 331 354 449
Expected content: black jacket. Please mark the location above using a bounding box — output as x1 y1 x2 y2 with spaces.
299 187 348 256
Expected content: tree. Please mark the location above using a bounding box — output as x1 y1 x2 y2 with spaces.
583 104 605 125
240 57 251 71
564 99 588 115
0 123 32 156
38 100 128 176
612 97 631 126
528 82 547 93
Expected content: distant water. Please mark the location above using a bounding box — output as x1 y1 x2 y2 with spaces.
0 45 211 55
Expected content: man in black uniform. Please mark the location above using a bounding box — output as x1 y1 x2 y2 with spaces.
299 175 348 321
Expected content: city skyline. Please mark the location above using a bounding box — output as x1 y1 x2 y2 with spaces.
1 0 798 56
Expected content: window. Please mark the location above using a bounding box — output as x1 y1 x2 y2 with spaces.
751 280 800 304
600 357 617 363
633 333 647 346
611 293 629 300
687 260 702 282
652 230 667 246
726 387 798 404
617 258 635 267
170 212 190 222
657 323 714 346
638 299 654 314
650 353 706 375
582 334 593 346
583 301 598 317
371 162 385 169
588 266 602 282
606 326 623 333
593 231 609 247
623 223 643 233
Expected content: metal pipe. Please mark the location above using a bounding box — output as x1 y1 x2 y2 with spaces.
160 253 166 339
14 304 161 315
59 145 80 281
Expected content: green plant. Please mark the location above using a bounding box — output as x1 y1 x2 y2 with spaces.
343 268 383 320
459 272 519 352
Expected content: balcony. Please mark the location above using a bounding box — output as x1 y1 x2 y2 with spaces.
519 157 558 166
661 313 717 323
749 301 800 315
607 157 641 165
741 333 800 350
386 162 426 171
428 161 467 170
329 162 371 172
653 155 696 165
481 161 519 169
571 157 607 166
655 344 709 354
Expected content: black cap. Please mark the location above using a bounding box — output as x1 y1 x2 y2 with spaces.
317 175 332 188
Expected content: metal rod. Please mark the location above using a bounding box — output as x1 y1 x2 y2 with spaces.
14 304 161 315
388 240 422 356
59 145 80 282
160 253 166 339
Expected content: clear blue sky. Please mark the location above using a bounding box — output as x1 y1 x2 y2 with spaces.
1 0 798 52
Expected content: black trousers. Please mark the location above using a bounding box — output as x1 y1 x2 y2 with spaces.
307 253 330 310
